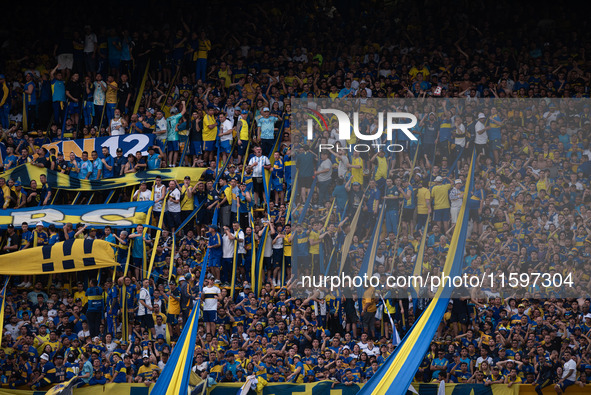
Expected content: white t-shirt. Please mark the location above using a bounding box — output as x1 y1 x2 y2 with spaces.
220 119 233 142
134 189 152 202
475 121 488 145
110 118 125 135
155 118 167 141
222 233 235 258
563 359 577 381
167 188 181 212
138 287 152 316
272 233 283 250
248 155 270 178
317 159 333 182
202 286 220 311
337 155 350 179
84 33 97 53
153 184 166 212
154 323 167 339
454 123 466 147
233 230 245 254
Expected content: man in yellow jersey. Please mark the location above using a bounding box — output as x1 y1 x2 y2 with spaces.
180 176 194 231
105 75 118 124
350 151 364 186
371 150 388 190
362 285 378 338
416 179 431 231
217 177 234 228
431 175 453 232
196 31 211 82
283 224 292 279
202 105 218 162
236 110 250 163
307 221 327 277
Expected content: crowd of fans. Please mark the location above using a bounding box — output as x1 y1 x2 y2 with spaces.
0 0 591 393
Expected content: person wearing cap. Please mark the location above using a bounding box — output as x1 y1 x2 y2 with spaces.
201 277 221 335
137 353 160 382
256 106 280 157
202 105 218 162
248 146 272 208
109 352 128 383
31 221 49 247
2 224 21 254
145 145 162 171
449 179 464 226
474 112 489 158
31 352 55 389
431 175 453 232
111 147 126 178
286 353 305 383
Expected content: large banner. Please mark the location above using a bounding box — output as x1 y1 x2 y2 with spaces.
0 382 588 395
0 201 153 229
0 164 205 191
208 382 590 395
0 239 117 275
43 133 155 160
0 383 149 395
209 381 362 395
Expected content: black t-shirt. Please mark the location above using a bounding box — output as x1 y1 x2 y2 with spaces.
189 119 203 141
118 82 132 103
66 81 82 102
26 188 41 207
34 156 49 169
3 232 21 253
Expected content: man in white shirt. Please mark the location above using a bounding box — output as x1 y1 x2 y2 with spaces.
247 146 271 208
83 25 97 75
165 181 181 233
154 110 167 147
449 179 464 225
218 112 234 165
315 151 333 204
153 176 166 222
474 113 489 158
137 279 155 337
555 350 577 394
227 221 245 280
202 277 221 335
132 181 152 202
221 225 235 286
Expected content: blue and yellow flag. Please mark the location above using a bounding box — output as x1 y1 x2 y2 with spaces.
358 150 476 395
0 276 10 347
0 201 153 229
0 239 117 275
1 164 205 191
152 239 209 395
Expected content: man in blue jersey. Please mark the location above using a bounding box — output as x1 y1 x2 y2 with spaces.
100 147 114 179
256 107 281 157
50 64 67 126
